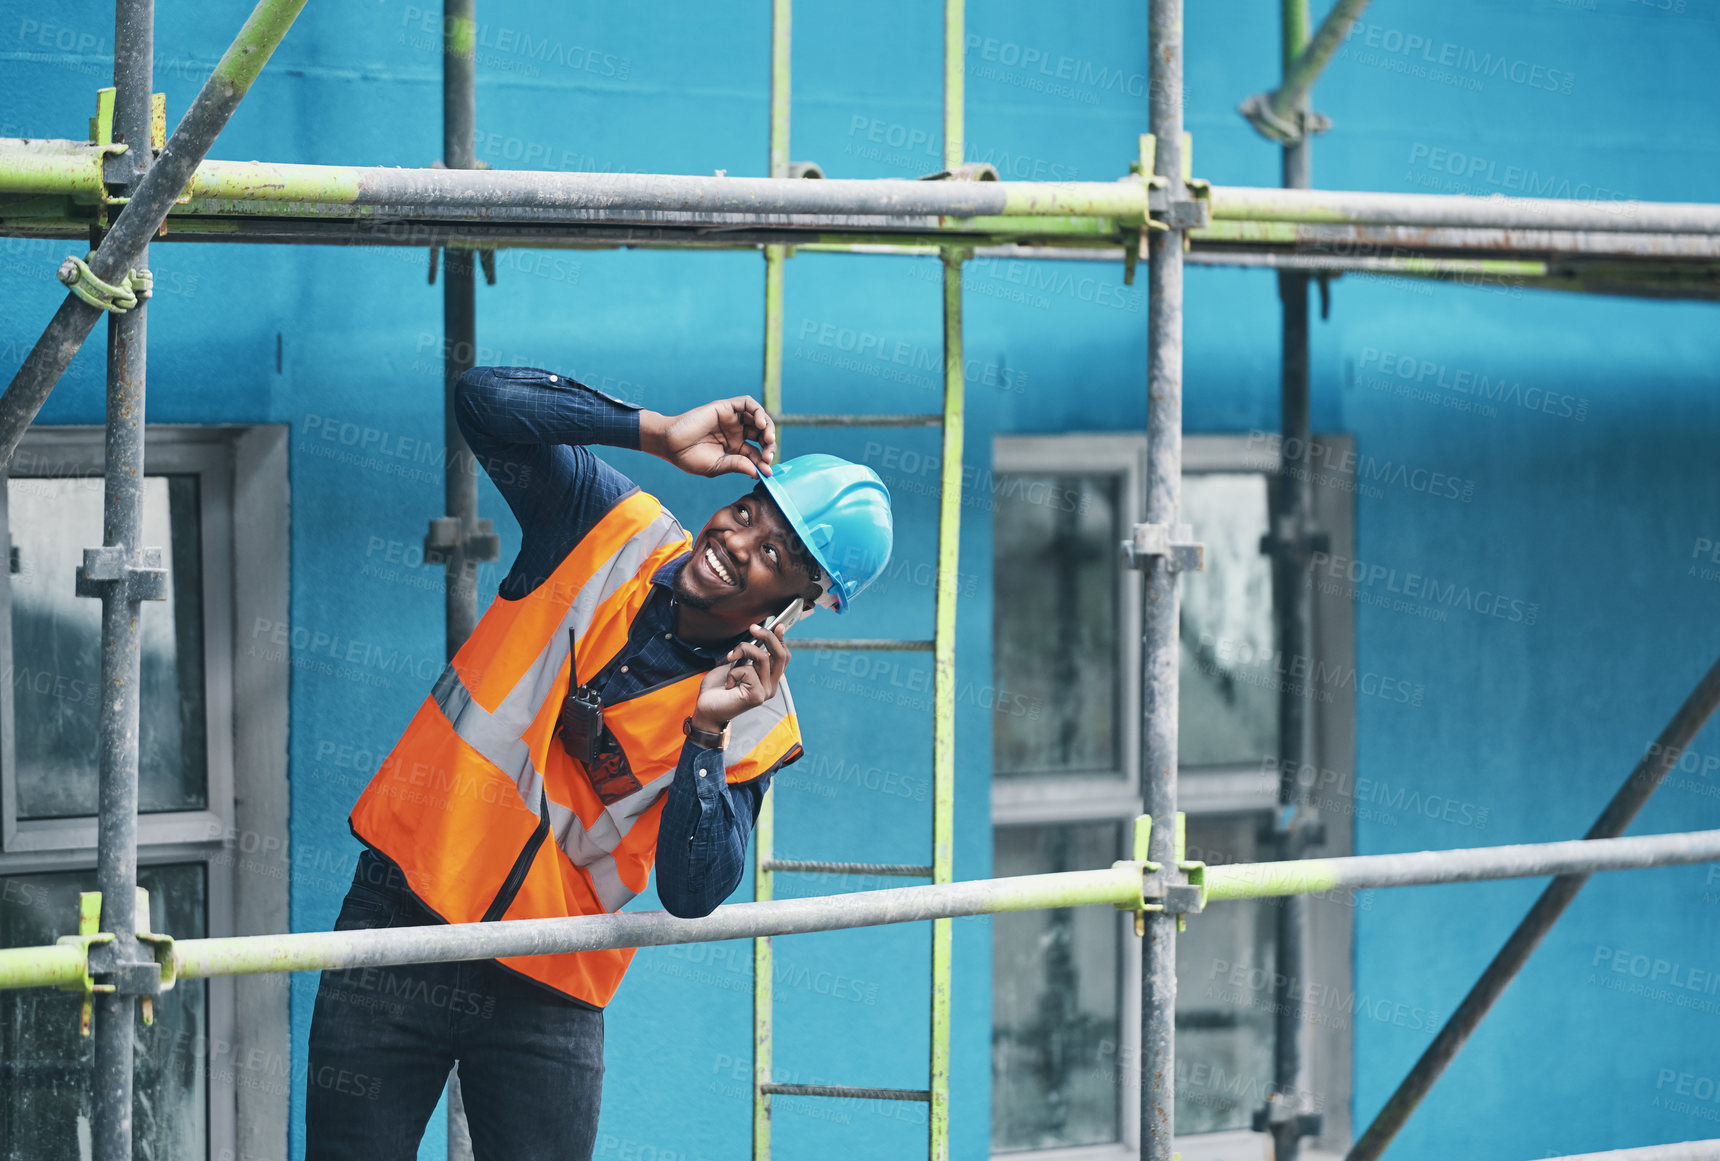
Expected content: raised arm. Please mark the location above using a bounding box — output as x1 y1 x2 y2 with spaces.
453 367 642 577
454 366 780 599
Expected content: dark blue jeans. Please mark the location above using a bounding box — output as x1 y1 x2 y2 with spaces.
305 851 605 1160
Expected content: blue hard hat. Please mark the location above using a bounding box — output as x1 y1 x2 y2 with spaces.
759 454 893 613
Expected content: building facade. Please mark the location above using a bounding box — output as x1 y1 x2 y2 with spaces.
1 1 1718 1159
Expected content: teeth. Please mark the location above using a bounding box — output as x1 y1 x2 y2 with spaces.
705 546 734 585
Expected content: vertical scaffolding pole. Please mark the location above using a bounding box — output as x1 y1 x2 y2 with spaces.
753 1 790 1157
928 248 962 1161
1267 1 1318 1157
439 4 479 1156
438 0 481 655
928 4 964 1159
91 3 155 1158
1142 1 1184 1157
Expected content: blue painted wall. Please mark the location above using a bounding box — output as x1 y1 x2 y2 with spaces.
3 2 1719 1159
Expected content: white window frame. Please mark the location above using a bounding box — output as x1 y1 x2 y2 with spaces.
0 424 291 1161
990 433 1358 1161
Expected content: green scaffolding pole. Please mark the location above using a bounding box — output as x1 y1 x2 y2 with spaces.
751 0 790 1154
748 1 965 1155
9 827 1720 996
928 0 966 1153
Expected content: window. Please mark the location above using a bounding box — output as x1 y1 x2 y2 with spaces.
1 470 219 845
991 434 1356 1160
0 427 289 1161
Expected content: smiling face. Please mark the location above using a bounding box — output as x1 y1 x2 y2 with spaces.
673 487 823 636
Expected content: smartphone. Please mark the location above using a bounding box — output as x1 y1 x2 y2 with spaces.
732 598 806 667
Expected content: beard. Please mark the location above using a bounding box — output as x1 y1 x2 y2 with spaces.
670 558 717 611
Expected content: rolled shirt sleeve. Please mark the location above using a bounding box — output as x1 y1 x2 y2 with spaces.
452 365 645 600
654 743 773 919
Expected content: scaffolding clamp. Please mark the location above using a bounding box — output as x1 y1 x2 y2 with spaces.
69 887 176 1034
1253 1090 1323 1141
75 545 168 601
1130 134 1210 286
1238 91 1332 148
428 159 498 286
1121 522 1203 573
56 893 113 1037
1120 814 1208 935
425 516 501 565
1259 513 1330 567
57 253 154 315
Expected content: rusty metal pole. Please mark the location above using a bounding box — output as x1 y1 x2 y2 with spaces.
435 4 486 1158
1142 1 1185 1157
431 0 491 658
89 2 160 1158
1262 1 1323 1157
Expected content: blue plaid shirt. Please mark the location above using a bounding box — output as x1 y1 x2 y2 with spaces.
454 365 782 920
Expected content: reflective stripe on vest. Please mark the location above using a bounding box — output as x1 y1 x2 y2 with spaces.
350 490 803 1006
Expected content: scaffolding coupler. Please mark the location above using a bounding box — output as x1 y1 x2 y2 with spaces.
1252 1091 1324 1142
424 516 501 566
1121 522 1204 573
1237 91 1332 148
1259 512 1330 568
1118 814 1207 936
427 158 498 286
74 545 168 600
1136 131 1211 228
56 253 153 315
428 245 498 287
57 889 177 1036
1126 132 1210 286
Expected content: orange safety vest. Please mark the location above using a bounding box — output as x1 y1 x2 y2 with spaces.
350 489 803 1007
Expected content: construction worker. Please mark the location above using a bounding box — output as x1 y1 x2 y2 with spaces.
303 366 893 1160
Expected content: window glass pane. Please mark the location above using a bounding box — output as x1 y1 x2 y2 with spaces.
992 474 1120 777
0 863 208 1160
1176 814 1277 1132
1178 473 1276 767
10 475 207 819
992 822 1120 1152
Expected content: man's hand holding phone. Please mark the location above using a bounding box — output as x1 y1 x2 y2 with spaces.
689 600 801 736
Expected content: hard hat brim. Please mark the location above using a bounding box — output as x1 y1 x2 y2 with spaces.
758 472 847 613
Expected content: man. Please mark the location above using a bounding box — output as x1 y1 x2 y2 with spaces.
304 365 893 1160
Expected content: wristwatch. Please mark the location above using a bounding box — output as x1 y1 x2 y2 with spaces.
683 716 731 751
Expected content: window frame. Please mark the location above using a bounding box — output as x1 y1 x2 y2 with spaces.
0 424 291 1161
990 432 1357 1161
991 435 1144 830
0 428 235 853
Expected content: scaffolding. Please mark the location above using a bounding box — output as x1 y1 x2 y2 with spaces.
2 2 1720 1160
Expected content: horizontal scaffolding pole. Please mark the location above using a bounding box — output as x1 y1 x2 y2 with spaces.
1203 827 1720 900
2 827 1718 993
1189 252 1547 276
6 215 1713 274
0 142 1157 221
1207 185 1720 235
0 216 1127 252
7 142 1720 248
1195 219 1720 259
